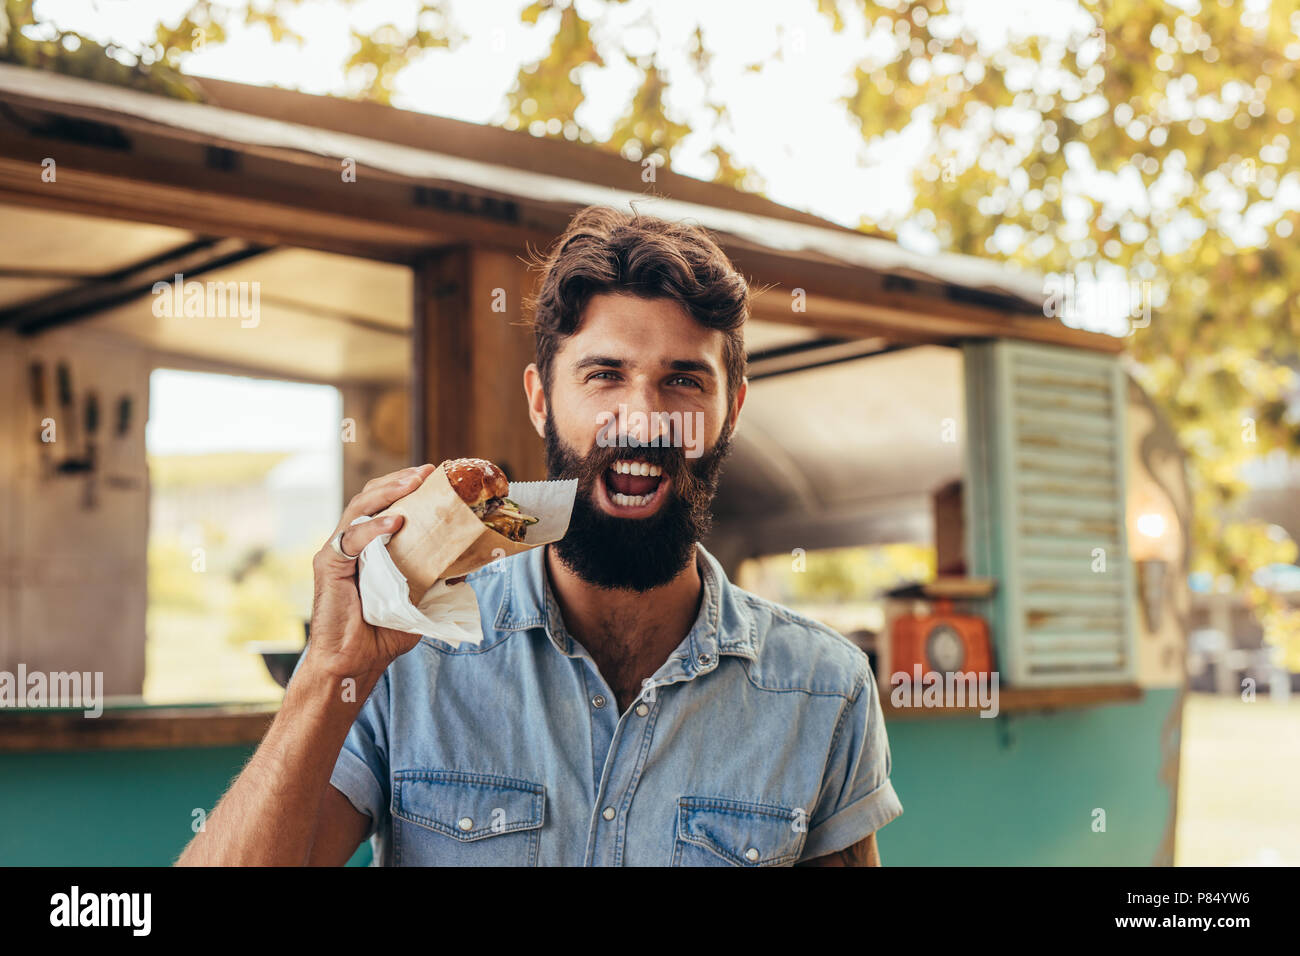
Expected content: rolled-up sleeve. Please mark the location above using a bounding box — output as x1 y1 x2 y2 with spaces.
287 654 391 841
330 673 391 840
800 659 903 860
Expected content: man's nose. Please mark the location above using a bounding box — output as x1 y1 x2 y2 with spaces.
619 391 672 446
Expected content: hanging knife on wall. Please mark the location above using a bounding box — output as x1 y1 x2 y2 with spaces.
82 391 100 510
57 361 76 451
53 361 94 475
28 361 54 478
104 393 141 491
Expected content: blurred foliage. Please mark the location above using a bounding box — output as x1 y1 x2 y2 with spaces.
1260 601 1300 673
1 0 205 98
827 0 1300 663
147 449 320 661
742 544 936 604
504 1 765 189
1 0 457 103
148 451 292 489
148 533 311 648
793 543 935 602
343 3 460 103
147 539 213 614
141 443 325 699
225 546 308 648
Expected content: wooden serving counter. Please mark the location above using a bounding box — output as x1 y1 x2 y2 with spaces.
0 702 278 752
881 682 1143 719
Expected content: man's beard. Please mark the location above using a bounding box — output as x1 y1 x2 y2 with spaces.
543 413 734 592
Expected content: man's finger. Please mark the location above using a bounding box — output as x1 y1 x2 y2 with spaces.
362 463 427 492
318 514 403 573
339 464 436 528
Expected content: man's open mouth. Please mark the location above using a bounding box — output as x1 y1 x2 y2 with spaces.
600 458 669 512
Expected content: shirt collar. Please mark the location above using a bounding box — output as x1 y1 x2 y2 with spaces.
489 541 757 668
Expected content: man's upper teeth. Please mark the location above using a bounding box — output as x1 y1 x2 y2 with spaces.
613 460 661 476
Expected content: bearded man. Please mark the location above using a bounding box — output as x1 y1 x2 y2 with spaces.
178 206 902 867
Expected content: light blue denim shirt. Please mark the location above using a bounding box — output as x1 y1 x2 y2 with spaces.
318 541 902 866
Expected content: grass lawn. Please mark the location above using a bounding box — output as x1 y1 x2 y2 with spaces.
1176 691 1300 865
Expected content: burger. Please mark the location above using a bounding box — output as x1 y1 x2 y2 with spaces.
442 457 539 542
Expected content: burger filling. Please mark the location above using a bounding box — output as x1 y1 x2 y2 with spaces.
474 496 538 541
470 496 504 519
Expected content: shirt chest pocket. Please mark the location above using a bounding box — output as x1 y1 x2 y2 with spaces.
671 796 808 866
391 770 545 867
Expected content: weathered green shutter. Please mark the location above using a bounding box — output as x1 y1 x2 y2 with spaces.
963 340 1138 686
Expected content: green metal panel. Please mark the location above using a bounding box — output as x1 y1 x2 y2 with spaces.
963 340 1138 687
0 746 372 866
877 687 1180 865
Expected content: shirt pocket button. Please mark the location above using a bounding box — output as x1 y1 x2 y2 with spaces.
392 770 545 866
671 796 808 866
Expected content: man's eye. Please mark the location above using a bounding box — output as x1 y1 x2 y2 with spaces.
588 371 619 381
669 375 701 388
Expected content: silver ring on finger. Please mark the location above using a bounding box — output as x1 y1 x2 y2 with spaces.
331 529 361 560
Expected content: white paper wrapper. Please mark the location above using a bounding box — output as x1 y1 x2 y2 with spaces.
353 475 578 646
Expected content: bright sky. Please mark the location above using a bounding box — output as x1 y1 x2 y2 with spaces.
147 368 341 455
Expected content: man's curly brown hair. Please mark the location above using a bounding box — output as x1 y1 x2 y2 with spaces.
524 205 750 415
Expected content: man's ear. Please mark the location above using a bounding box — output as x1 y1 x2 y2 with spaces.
523 363 548 439
727 376 748 438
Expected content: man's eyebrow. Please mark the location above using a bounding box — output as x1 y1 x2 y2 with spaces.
573 355 625 371
572 355 717 379
666 359 717 379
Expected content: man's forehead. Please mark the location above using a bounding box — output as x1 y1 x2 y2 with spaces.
558 294 725 370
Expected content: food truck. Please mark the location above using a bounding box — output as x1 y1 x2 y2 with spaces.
0 62 1189 865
